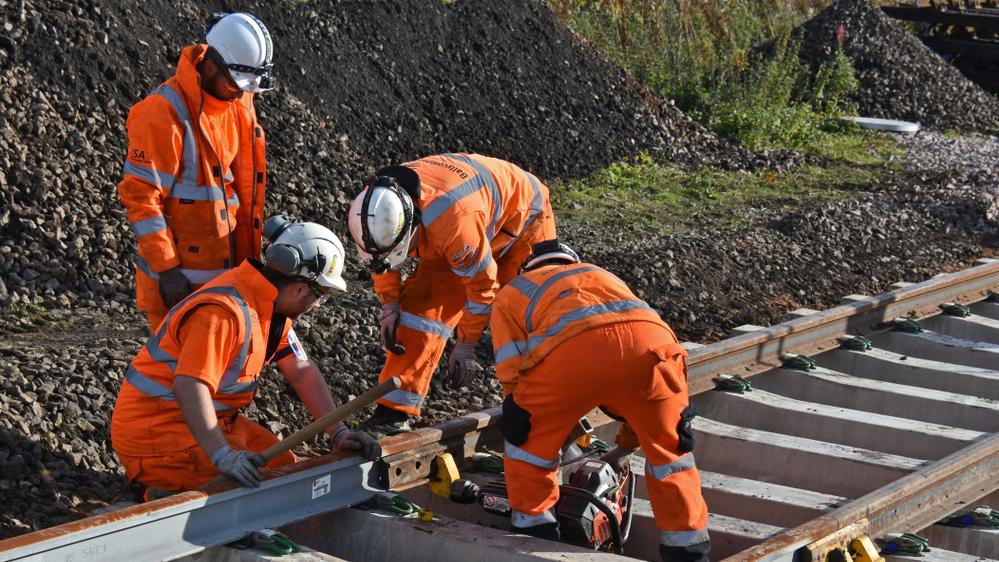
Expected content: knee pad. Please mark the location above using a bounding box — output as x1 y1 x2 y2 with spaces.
500 394 532 447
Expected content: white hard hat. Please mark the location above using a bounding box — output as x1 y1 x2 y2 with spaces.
263 216 347 292
205 12 275 93
347 176 417 273
522 240 580 272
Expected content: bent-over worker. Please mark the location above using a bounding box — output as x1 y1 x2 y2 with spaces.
346 153 557 436
489 240 711 562
111 217 377 499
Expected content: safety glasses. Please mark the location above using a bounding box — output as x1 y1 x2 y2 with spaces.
304 280 333 306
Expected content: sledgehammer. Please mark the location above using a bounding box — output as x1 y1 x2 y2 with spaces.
198 376 401 491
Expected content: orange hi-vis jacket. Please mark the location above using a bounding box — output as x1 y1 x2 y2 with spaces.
111 260 292 456
118 44 267 318
490 262 673 396
372 153 552 344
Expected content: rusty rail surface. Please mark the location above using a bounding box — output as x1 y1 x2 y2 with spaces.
1 259 997 561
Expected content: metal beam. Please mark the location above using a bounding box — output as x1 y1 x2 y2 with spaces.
685 260 999 395
0 453 379 562
883 6 999 30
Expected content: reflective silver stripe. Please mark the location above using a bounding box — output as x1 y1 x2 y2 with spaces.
451 246 494 279
464 300 492 316
122 161 176 190
660 528 711 547
504 441 559 469
131 215 168 237
382 388 425 408
524 265 602 332
124 365 231 410
524 300 653 354
646 454 697 481
445 154 504 240
511 510 557 528
136 255 160 280
152 86 198 188
222 168 234 182
399 311 452 339
169 182 240 204
180 268 227 285
494 340 526 364
497 172 545 260
131 285 258 410
507 276 537 296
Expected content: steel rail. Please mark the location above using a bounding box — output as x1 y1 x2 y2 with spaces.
0 453 380 562
883 6 999 30
0 259 996 561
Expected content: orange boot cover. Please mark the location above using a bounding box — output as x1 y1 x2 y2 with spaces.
376 258 466 416
501 321 709 541
118 415 296 494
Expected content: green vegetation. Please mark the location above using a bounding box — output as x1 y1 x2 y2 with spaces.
548 0 856 152
544 1 906 230
551 132 904 231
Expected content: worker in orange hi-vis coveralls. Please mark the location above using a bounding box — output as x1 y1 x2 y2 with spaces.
117 13 275 330
489 240 711 562
111 218 378 500
346 154 558 436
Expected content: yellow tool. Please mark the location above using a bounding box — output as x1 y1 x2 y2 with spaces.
851 536 886 562
428 453 461 499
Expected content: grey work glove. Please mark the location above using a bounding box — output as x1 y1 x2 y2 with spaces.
210 444 266 488
446 341 480 389
600 445 638 475
380 302 405 355
332 426 381 460
158 267 193 308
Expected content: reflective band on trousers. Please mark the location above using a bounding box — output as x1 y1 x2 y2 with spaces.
660 528 711 547
440 153 504 241
136 255 227 285
512 509 557 529
399 311 453 339
504 441 559 470
125 286 257 409
493 299 654 365
646 454 697 481
382 388 425 408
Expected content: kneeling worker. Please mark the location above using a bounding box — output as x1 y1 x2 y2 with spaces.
111 216 378 498
489 240 711 562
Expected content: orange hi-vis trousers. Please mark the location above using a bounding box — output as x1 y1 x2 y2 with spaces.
116 415 296 495
501 321 710 548
375 222 550 416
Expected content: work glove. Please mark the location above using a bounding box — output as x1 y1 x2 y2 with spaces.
210 444 266 488
158 267 193 308
600 445 637 475
446 341 480 389
332 426 381 460
380 302 405 355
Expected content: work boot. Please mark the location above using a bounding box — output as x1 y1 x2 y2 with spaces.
660 540 710 562
513 521 561 542
359 404 412 439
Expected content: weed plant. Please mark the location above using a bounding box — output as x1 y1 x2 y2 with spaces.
548 0 858 152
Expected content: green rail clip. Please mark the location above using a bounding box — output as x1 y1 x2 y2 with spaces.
891 318 923 333
837 335 873 352
780 353 816 370
939 302 971 317
713 374 753 393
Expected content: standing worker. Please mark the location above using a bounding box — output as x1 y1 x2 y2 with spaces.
489 240 711 562
111 217 378 499
118 12 275 329
346 153 557 436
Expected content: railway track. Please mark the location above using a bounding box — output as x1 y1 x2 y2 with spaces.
1 259 997 562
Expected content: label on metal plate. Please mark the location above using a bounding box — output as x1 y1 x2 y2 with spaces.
312 474 331 499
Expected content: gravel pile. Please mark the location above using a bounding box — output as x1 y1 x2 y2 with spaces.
795 0 999 132
1 0 997 541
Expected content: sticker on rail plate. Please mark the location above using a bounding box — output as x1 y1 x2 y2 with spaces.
312 474 331 499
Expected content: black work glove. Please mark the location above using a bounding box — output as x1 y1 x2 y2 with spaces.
158 267 193 308
380 302 406 355
210 444 266 488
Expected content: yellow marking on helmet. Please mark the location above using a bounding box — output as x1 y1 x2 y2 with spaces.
326 254 339 276
393 212 404 237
